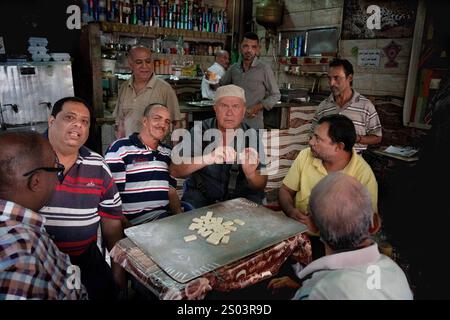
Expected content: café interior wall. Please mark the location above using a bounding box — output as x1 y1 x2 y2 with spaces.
252 0 413 98
0 0 415 99
0 0 81 57
0 0 86 103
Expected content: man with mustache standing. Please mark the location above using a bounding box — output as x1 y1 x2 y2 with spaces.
311 59 382 153
114 45 182 138
220 32 280 129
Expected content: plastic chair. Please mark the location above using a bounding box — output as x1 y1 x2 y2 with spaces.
181 201 195 212
179 178 195 212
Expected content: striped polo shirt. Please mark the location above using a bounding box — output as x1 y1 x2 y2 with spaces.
40 146 123 256
104 133 176 225
311 90 382 152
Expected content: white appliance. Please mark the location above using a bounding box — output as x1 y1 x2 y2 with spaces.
0 61 74 131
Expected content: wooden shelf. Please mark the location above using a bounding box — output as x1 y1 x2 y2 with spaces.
96 117 115 125
284 71 327 77
282 62 329 67
283 62 328 76
152 53 216 59
406 122 431 130
80 21 232 153
98 21 229 42
279 56 333 65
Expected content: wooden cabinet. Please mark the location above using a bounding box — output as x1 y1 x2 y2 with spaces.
404 0 449 129
79 21 229 153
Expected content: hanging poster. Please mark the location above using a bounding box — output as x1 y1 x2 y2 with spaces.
357 49 381 67
341 0 417 39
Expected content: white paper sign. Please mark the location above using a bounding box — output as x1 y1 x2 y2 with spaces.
357 49 380 68
0 37 5 54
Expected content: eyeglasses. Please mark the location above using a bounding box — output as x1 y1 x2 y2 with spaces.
23 162 65 183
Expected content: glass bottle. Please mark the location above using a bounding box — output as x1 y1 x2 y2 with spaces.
196 64 203 77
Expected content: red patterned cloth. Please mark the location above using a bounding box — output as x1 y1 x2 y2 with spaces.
111 233 312 300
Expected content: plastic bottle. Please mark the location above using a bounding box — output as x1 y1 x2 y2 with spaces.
135 0 144 25
297 36 303 57
98 0 106 21
154 59 160 74
123 0 131 24
164 59 170 75
196 64 203 77
82 0 93 23
222 10 227 33
231 43 239 64
108 0 118 22
285 38 290 57
144 0 151 26
93 0 100 21
177 36 184 55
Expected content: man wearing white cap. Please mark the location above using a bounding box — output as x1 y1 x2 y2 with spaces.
171 84 268 208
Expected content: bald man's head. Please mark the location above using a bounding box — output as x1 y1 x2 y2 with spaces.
0 131 59 211
128 45 154 83
0 132 43 187
309 172 373 251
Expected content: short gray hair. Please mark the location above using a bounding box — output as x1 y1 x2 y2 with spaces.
128 45 152 60
143 103 168 117
216 50 228 58
309 172 373 251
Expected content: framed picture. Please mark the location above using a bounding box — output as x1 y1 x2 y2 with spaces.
341 0 417 39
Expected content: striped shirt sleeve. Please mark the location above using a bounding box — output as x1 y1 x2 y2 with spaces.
310 101 327 135
169 175 177 188
365 102 383 136
98 159 123 220
105 144 127 193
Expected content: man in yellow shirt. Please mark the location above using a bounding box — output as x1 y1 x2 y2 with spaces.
279 114 379 243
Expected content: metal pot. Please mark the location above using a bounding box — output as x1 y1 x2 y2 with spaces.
256 0 284 29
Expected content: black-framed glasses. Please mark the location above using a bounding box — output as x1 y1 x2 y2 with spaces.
23 162 65 183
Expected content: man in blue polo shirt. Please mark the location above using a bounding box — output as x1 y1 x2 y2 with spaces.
40 97 125 300
105 103 182 225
